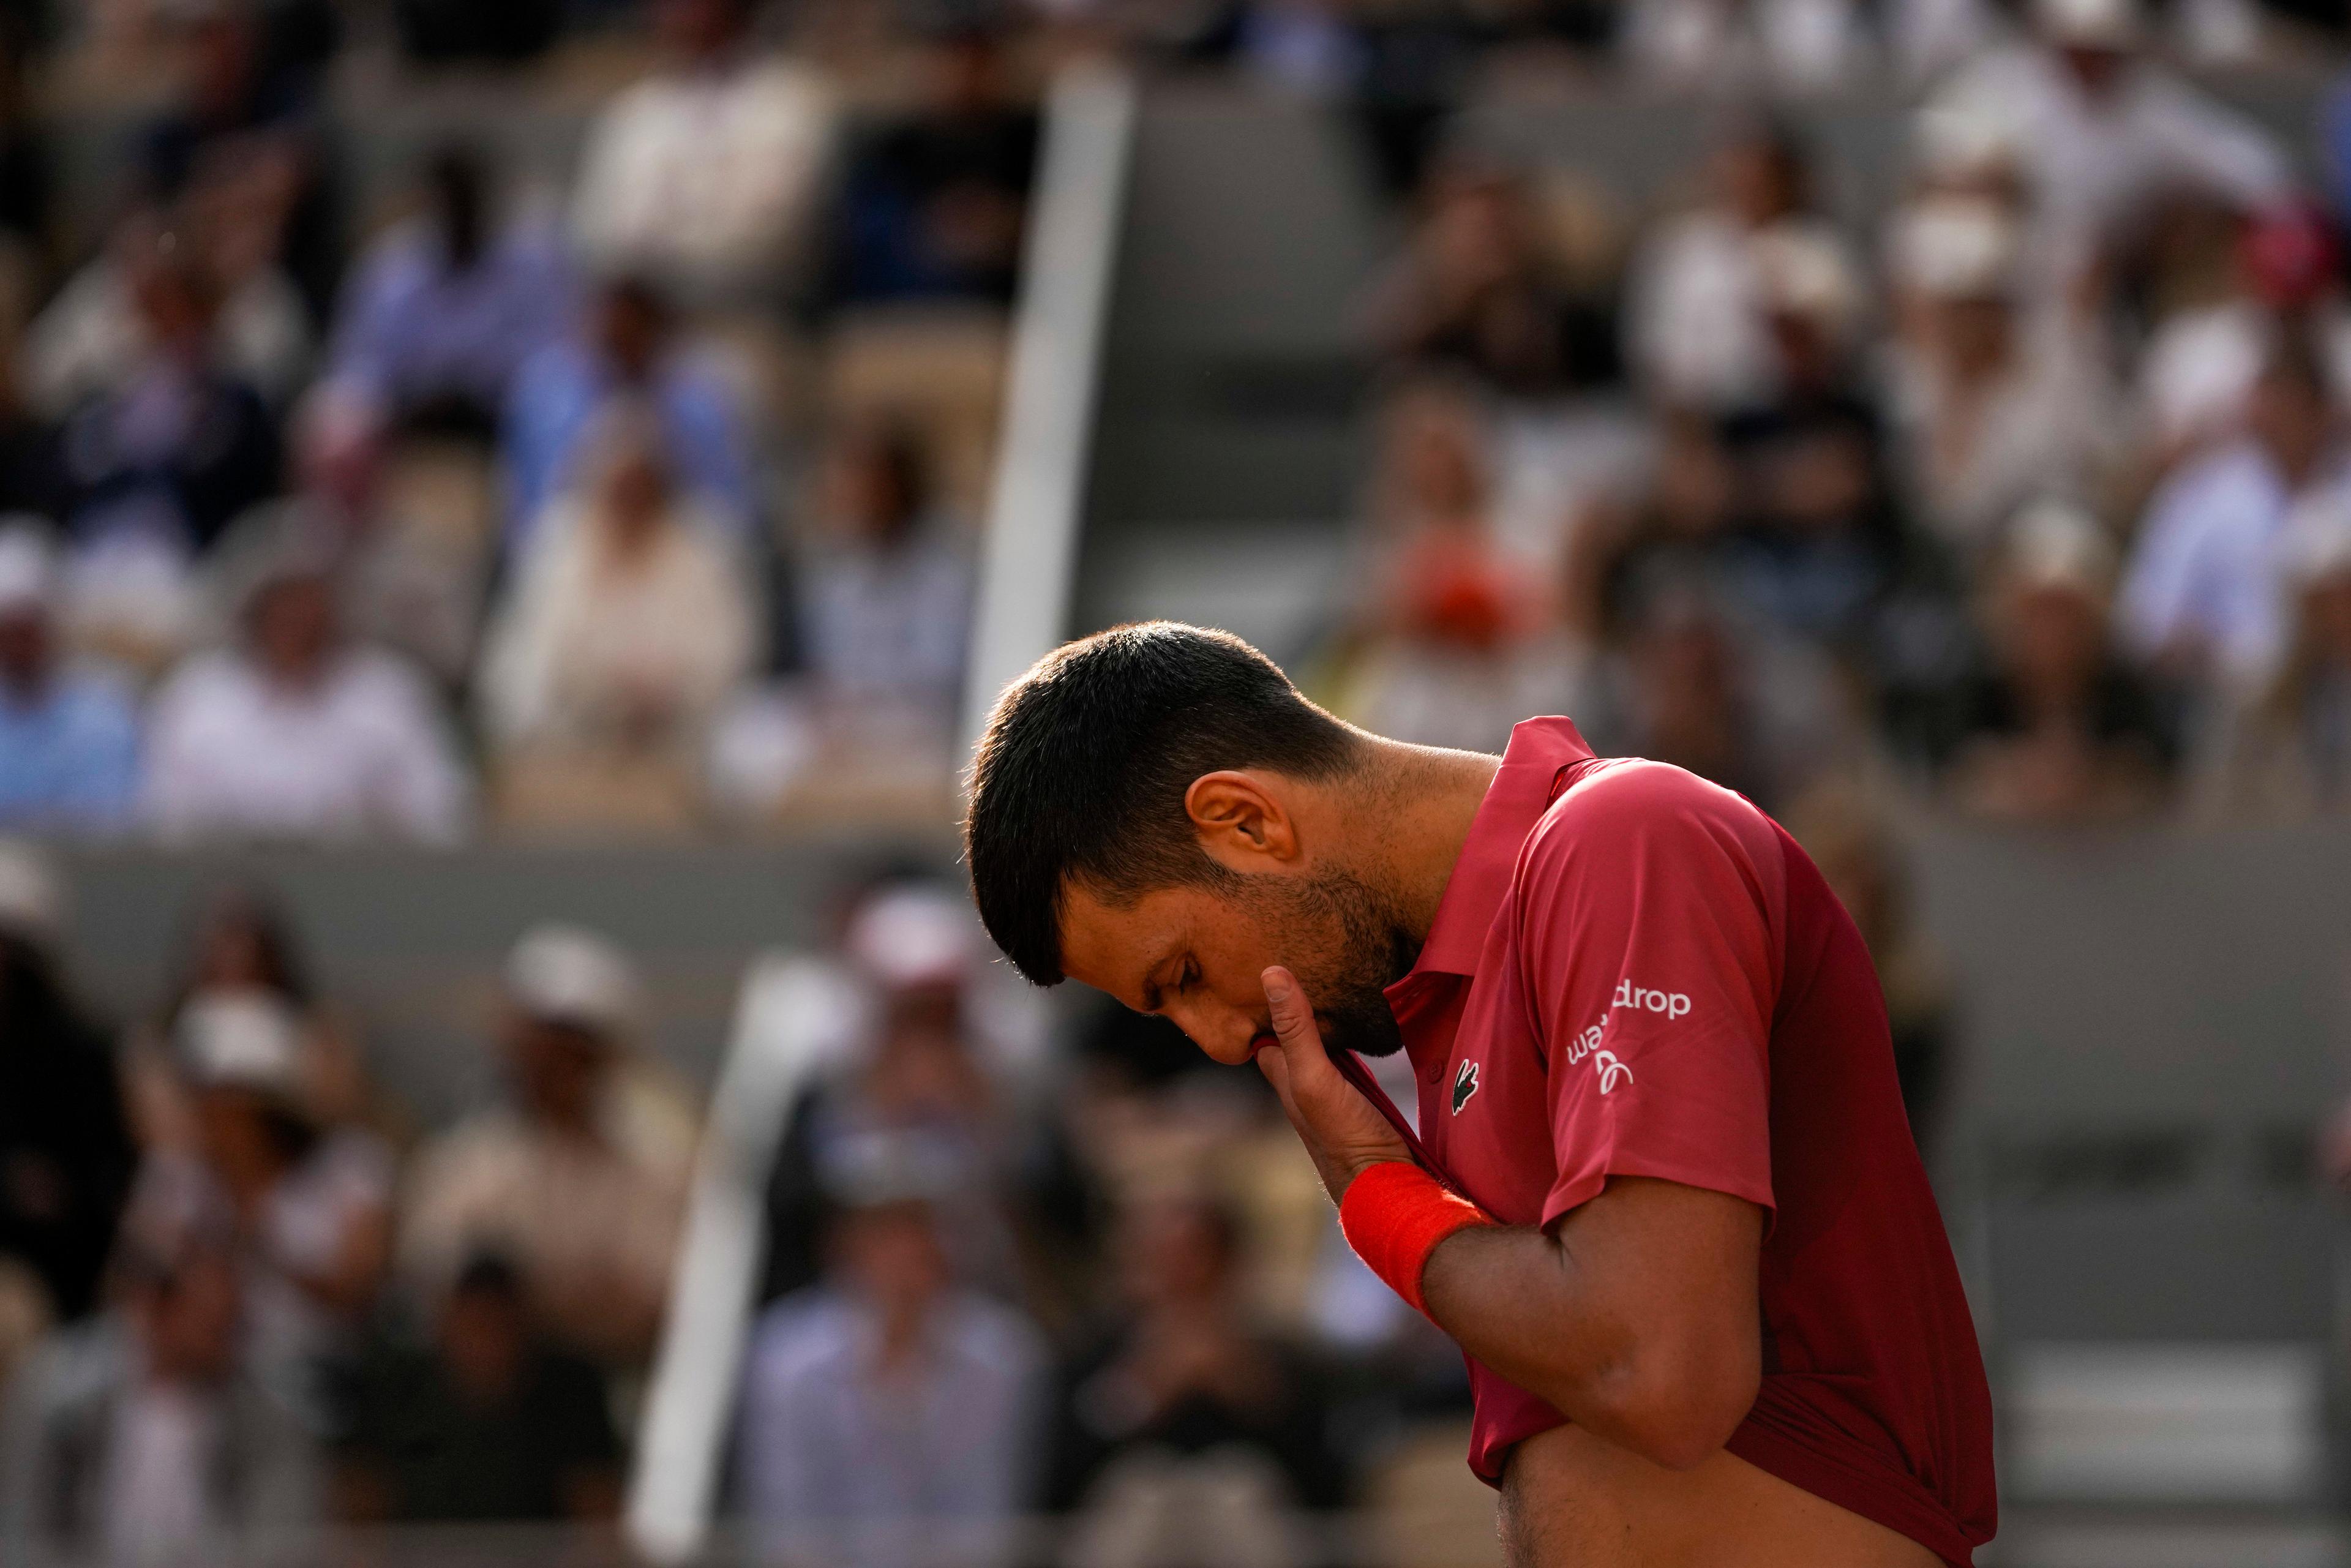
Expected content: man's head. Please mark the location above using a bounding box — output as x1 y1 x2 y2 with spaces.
501 925 639 1133
966 623 1417 1065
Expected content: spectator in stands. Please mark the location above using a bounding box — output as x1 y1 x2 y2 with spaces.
1579 572 1850 814
738 1158 1046 1566
0 842 135 1330
826 13 1038 309
1884 198 2115 558
1337 383 1572 754
1948 500 2178 820
334 1252 621 1524
1628 119 1848 415
141 530 470 843
479 403 760 797
1925 0 2291 295
792 419 972 722
400 925 693 1371
319 144 576 445
501 274 755 547
571 0 837 310
1368 157 1613 402
0 524 141 833
2119 334 2345 687
1715 228 1903 651
1044 1196 1344 1559
54 225 284 560
0 1226 319 1566
119 992 394 1427
133 0 340 317
2135 204 2351 475
763 880 1025 1302
1565 406 1740 645
2194 487 2351 819
27 206 309 422
129 882 373 1160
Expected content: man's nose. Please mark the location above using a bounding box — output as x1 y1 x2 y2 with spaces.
1171 999 1262 1067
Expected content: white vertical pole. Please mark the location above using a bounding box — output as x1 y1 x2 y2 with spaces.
624 957 850 1564
959 63 1138 759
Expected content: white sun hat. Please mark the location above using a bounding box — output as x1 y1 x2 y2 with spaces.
505 923 642 1038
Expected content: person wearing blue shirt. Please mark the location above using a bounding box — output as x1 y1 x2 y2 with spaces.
324 145 577 437
500 276 754 553
0 525 139 833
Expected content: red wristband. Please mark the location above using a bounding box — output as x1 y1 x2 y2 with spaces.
1339 1160 1494 1319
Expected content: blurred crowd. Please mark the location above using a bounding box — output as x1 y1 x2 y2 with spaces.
0 842 1506 1565
0 0 2338 847
1322 0 2351 838
0 0 1039 845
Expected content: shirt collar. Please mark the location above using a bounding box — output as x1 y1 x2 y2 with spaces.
1389 717 1597 988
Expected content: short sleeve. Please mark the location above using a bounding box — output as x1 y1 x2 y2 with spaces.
1514 761 1782 1231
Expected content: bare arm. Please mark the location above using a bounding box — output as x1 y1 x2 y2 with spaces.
1422 1179 1761 1469
1255 967 1763 1470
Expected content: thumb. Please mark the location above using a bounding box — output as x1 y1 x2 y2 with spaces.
1262 967 1332 1078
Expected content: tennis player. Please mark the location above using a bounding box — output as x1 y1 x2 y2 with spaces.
964 623 1995 1566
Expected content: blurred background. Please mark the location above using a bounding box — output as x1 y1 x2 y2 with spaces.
0 0 2345 1564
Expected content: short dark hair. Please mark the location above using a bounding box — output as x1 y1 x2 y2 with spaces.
965 623 1361 985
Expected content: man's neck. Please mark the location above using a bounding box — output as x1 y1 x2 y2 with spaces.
1349 742 1503 947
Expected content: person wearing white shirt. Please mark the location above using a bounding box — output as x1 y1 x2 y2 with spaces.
142 541 470 844
1883 197 2117 557
570 0 836 309
1927 0 2291 294
2118 338 2344 685
1627 123 1853 416
479 405 760 770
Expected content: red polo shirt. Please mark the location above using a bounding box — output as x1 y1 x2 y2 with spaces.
1344 718 1996 1566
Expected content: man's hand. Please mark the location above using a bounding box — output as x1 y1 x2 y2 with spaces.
1255 966 1413 1203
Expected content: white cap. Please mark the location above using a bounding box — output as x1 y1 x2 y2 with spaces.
2280 488 2351 587
1912 100 2023 184
0 839 61 945
506 924 641 1038
1750 226 1862 334
1892 199 2021 300
2034 0 2142 48
0 521 56 619
2004 498 2117 593
177 992 304 1096
843 883 977 992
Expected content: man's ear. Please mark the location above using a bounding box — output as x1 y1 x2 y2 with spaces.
1184 771 1300 870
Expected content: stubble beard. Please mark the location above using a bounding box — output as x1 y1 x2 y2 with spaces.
1267 869 1420 1060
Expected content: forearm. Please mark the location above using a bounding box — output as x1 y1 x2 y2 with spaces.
1342 1166 1762 1471
1419 1222 1658 1454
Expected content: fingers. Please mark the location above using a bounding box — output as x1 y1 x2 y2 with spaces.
1261 966 1319 1051
1262 966 1346 1095
1254 1040 1303 1127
